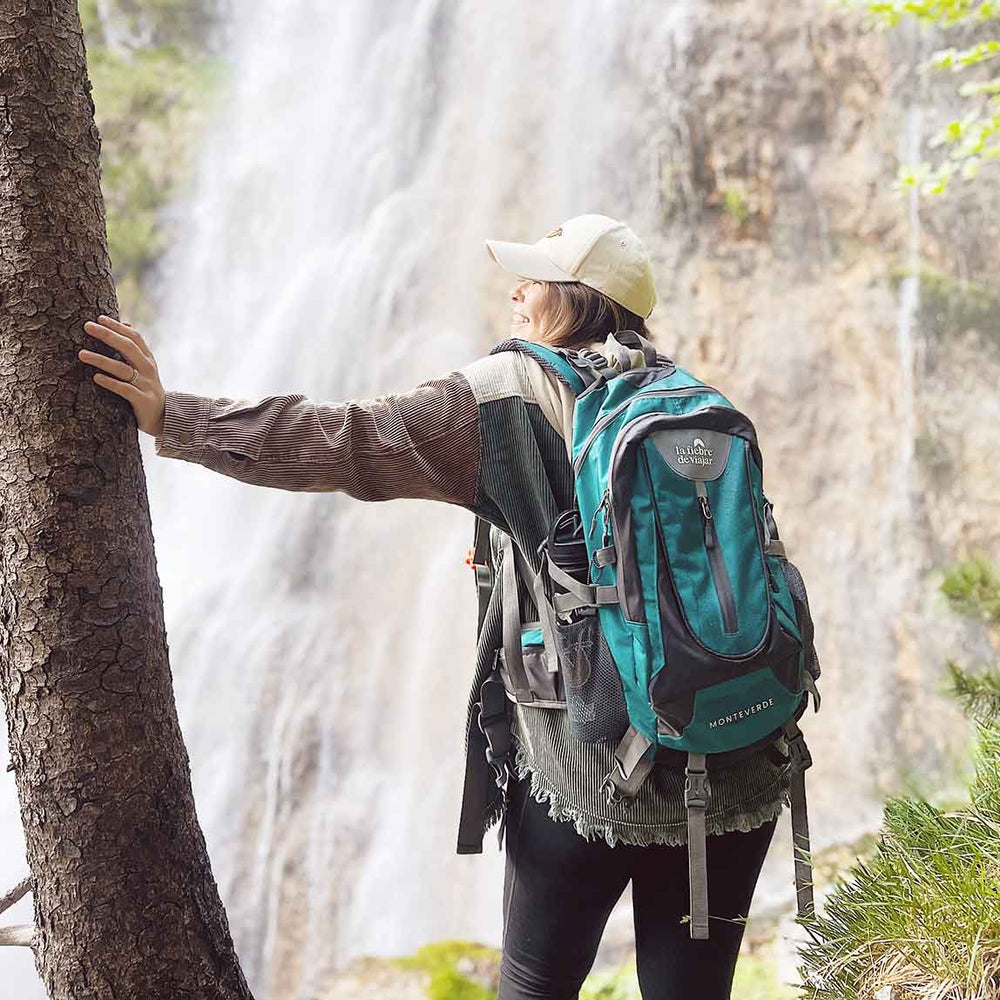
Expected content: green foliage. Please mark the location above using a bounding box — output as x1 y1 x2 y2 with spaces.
842 1 1000 28
563 951 799 1000
798 557 1000 999
579 958 642 1000
387 941 798 999
799 734 1000 997
392 940 498 1000
887 259 1000 352
425 969 491 1000
733 952 801 1000
833 0 1000 196
947 659 1000 721
941 556 1000 722
79 0 227 321
723 187 751 225
941 555 1000 625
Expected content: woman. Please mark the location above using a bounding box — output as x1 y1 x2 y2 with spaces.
79 213 787 999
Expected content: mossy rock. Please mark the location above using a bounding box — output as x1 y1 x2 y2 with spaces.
323 938 799 999
78 0 227 322
391 940 501 1000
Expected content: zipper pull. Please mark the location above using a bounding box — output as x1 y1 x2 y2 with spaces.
588 489 610 540
698 493 717 548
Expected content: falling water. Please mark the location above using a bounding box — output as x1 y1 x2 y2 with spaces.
143 3 698 995
895 25 924 519
2 4 979 998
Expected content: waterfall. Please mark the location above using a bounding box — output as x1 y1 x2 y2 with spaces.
144 2 697 995
2 3 984 998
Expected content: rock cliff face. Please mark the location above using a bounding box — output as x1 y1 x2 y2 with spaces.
625 1 1000 842
4 3 999 999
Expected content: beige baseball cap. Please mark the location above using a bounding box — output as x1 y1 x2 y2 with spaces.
485 213 657 319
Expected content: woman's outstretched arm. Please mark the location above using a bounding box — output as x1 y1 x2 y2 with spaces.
152 379 480 506
79 314 482 509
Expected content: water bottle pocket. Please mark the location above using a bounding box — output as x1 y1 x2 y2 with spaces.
553 612 630 743
779 557 821 680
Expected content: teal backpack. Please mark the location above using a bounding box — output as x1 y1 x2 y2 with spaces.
471 329 821 939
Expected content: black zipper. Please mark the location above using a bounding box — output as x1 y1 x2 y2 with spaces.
611 412 771 659
606 404 758 624
573 384 722 474
744 446 775 613
650 485 749 660
694 480 739 634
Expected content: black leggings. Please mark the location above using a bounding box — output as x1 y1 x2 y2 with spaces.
498 772 777 1000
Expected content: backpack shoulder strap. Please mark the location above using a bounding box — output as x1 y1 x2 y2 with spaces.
470 516 495 637
488 338 598 396
490 331 671 396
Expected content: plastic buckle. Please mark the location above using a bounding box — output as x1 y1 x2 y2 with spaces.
465 546 492 579
601 774 622 806
578 348 606 366
684 767 710 810
786 733 813 773
601 768 638 810
488 758 510 790
477 708 509 746
477 683 512 784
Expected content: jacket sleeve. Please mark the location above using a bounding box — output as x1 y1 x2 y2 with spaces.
152 371 482 508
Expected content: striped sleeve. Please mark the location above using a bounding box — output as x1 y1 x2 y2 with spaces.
152 372 481 507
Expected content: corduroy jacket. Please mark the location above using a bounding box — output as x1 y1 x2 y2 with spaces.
154 337 791 854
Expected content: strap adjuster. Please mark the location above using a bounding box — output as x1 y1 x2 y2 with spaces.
488 757 512 790
476 673 512 778
684 766 710 809
466 547 492 578
601 774 623 806
786 733 813 773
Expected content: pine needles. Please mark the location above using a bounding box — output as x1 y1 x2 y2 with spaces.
798 556 1000 1000
947 661 1000 723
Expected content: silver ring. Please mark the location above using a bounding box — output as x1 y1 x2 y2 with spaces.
127 365 140 385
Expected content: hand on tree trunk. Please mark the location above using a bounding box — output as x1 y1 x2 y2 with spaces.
79 315 167 437
3 5 253 995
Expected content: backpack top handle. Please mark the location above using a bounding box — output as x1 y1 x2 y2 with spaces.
605 329 658 370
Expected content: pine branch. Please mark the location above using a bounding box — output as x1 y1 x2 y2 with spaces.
0 925 34 948
0 877 35 947
946 661 1000 722
0 876 31 917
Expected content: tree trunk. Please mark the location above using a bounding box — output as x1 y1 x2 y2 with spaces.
0 3 254 998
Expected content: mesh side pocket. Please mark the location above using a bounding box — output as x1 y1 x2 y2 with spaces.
554 613 630 743
781 558 821 680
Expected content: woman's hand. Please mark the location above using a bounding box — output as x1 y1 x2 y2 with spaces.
79 315 166 438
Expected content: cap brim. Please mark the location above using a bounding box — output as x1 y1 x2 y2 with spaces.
485 239 576 282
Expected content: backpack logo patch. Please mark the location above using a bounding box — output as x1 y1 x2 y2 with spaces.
651 428 732 481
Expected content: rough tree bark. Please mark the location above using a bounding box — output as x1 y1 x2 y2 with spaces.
0 3 254 998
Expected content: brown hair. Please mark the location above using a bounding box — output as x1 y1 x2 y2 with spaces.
536 280 652 350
